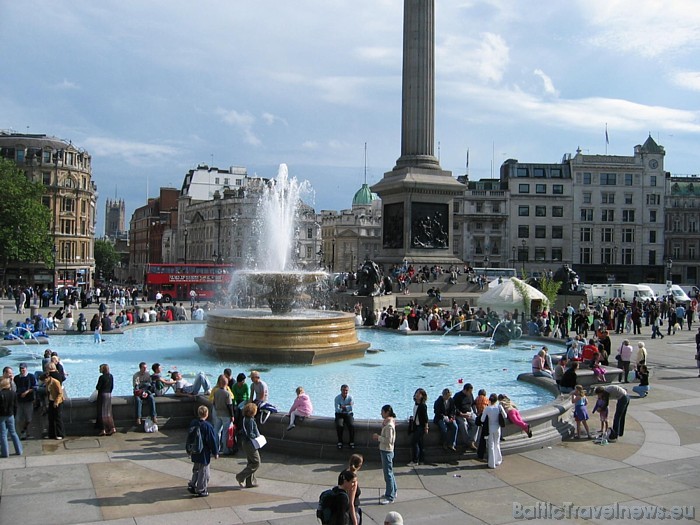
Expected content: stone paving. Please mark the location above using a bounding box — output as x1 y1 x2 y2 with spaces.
1 300 699 524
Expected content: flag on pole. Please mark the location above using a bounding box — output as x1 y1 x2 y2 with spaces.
605 124 609 145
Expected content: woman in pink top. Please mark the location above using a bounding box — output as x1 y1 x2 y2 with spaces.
286 386 313 431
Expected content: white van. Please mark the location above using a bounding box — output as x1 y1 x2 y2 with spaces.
647 283 691 303
583 283 655 304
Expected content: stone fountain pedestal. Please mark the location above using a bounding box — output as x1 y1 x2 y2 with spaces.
195 309 369 364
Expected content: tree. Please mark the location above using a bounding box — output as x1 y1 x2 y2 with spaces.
94 239 120 281
539 274 562 311
0 159 53 278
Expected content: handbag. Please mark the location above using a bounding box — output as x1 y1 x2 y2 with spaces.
88 389 98 403
252 434 267 449
498 411 506 428
227 422 235 450
144 419 158 433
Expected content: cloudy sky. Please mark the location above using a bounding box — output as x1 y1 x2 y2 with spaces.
2 0 699 235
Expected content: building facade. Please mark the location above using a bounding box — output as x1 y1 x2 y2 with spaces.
0 132 97 289
665 173 700 285
128 188 179 282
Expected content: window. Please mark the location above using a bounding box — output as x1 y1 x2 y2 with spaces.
476 202 483 212
600 173 617 185
601 209 615 222
518 184 530 193
648 250 656 266
601 192 615 204
649 230 656 243
492 223 501 231
307 227 313 239
691 219 697 233
552 206 563 217
42 172 51 185
551 168 562 178
625 173 633 186
650 210 657 223
583 172 592 184
535 226 546 238
492 203 500 213
580 227 592 242
518 205 529 216
224 178 229 185
581 209 593 221
536 184 546 194
624 193 633 204
306 246 312 258
650 175 657 187
622 209 635 222
235 179 242 186
535 206 546 217
42 150 51 163
552 184 563 194
622 248 634 265
215 177 220 184
601 247 614 264
516 167 529 177
580 247 592 264
518 225 529 238
533 167 546 178
63 197 75 213
622 228 634 243
474 222 483 231
690 245 697 260
535 247 546 261
583 193 591 204
552 226 563 239
42 196 51 208
551 247 562 261
601 228 614 243
646 194 660 205
454 202 460 213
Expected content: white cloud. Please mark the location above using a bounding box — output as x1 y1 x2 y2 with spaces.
438 33 509 83
533 69 559 96
262 112 288 127
446 82 700 134
53 79 79 90
580 0 700 58
82 136 179 165
215 108 261 146
672 71 700 92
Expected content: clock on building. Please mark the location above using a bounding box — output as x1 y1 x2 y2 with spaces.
649 159 659 169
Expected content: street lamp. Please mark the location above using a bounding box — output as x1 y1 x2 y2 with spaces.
52 244 58 293
184 229 189 264
511 246 516 267
520 239 527 274
666 257 673 285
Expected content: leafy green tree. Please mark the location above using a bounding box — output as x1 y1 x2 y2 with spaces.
0 159 53 276
94 239 120 280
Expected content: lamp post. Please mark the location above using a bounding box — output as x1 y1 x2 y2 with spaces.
666 257 673 285
331 239 336 273
184 229 189 264
52 244 58 295
511 246 516 267
520 239 527 275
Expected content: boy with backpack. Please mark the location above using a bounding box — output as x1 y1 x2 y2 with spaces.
317 469 357 525
186 405 219 497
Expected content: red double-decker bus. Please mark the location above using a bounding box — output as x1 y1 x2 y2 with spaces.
144 264 233 303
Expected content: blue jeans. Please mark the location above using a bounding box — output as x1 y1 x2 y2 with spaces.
436 418 458 447
380 450 397 501
135 393 157 420
0 415 23 457
632 385 649 397
213 414 232 454
410 428 426 463
182 373 211 395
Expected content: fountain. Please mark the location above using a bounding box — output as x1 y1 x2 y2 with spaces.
195 164 370 364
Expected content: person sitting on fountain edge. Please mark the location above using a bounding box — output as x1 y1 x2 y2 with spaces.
172 371 212 397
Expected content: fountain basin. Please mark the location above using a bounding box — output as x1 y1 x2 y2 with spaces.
195 308 370 364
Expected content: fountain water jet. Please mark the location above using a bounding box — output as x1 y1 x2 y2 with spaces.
195 164 369 364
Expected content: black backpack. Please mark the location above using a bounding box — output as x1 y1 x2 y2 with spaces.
185 421 204 455
316 486 350 525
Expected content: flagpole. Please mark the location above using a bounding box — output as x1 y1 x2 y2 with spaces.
605 123 609 154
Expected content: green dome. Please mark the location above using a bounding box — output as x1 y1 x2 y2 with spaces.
352 183 375 206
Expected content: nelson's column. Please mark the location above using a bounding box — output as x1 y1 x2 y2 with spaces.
371 0 464 266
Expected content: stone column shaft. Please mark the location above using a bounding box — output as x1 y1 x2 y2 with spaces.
394 0 440 170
